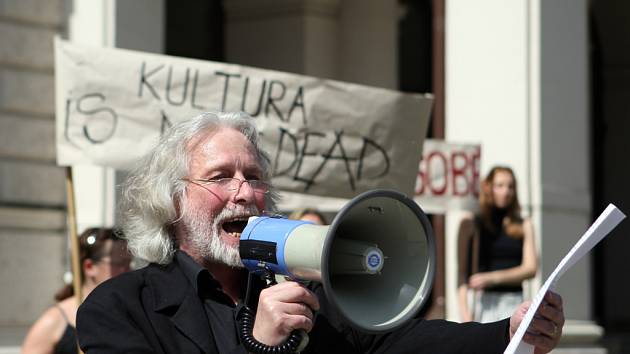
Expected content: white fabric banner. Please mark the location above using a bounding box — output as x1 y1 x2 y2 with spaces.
413 139 481 213
54 38 433 199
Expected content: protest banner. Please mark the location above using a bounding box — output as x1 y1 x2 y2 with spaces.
414 139 481 213
55 39 433 199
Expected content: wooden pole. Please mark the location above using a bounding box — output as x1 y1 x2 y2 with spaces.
65 167 82 303
64 167 84 354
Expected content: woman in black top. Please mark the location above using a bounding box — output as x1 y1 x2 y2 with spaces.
22 228 131 354
457 166 537 322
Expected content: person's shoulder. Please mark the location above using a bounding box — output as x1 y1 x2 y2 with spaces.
22 304 67 350
78 266 151 328
35 305 66 331
84 264 154 306
76 264 175 348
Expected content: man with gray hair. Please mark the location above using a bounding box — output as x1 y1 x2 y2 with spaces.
77 111 565 353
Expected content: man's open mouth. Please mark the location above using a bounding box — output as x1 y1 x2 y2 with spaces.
221 218 249 238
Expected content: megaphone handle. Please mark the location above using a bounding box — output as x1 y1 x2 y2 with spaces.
238 270 311 353
294 330 309 353
262 270 278 286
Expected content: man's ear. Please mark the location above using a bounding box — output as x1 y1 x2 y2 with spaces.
174 194 183 216
172 195 185 228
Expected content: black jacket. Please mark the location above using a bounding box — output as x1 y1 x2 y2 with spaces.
77 254 510 354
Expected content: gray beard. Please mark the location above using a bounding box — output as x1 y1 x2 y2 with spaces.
183 204 259 268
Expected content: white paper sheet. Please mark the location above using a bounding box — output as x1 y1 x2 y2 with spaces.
504 204 626 354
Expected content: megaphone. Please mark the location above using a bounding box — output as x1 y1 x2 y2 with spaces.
239 189 435 333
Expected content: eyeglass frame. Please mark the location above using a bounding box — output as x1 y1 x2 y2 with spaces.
181 177 270 194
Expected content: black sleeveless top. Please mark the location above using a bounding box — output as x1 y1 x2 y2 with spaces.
474 208 523 292
54 305 79 354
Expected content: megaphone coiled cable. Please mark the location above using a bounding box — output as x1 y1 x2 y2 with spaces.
236 305 305 354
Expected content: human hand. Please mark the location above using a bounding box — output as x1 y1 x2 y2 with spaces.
509 292 565 354
468 272 495 290
253 281 320 346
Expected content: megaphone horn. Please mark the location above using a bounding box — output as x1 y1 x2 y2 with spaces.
239 189 436 334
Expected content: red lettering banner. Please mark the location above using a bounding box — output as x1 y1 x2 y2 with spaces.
414 139 481 213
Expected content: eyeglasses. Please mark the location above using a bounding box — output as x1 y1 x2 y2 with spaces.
183 177 270 194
